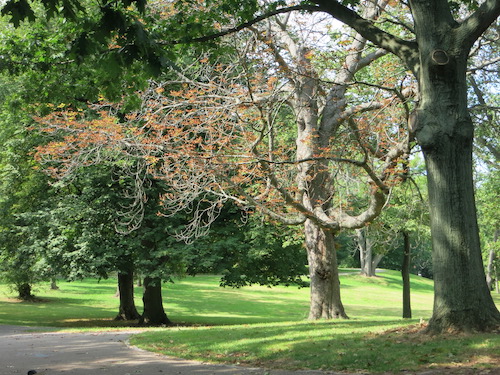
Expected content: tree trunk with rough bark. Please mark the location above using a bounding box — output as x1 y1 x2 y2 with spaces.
409 0 500 332
139 277 170 326
115 268 141 321
401 231 412 319
422 129 499 331
306 220 347 319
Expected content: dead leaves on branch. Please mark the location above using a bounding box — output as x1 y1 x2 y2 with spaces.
33 51 411 234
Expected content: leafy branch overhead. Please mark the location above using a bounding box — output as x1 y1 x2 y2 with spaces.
2 0 499 332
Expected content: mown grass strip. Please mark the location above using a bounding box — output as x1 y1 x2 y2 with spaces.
1 270 498 373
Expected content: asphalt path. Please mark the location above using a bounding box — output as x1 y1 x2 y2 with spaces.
0 325 343 375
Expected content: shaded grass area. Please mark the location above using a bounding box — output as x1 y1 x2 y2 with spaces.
1 271 499 373
0 279 127 327
130 320 499 373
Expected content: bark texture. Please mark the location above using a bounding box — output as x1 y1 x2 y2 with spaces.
139 277 170 326
423 133 499 332
115 269 141 321
306 221 347 319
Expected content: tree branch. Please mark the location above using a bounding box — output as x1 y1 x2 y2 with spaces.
310 0 419 70
160 5 319 45
459 0 500 50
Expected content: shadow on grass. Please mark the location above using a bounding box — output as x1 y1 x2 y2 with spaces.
0 297 117 327
131 320 500 374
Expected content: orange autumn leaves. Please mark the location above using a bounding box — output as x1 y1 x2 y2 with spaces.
32 78 276 202
33 69 407 220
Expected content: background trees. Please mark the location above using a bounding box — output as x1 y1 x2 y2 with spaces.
1 0 499 332
0 74 58 299
32 0 414 320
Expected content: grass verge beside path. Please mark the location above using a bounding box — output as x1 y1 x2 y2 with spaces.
130 320 499 373
1 270 499 373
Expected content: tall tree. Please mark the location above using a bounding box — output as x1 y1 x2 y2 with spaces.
3 0 499 332
0 74 56 299
304 0 500 332
33 2 412 320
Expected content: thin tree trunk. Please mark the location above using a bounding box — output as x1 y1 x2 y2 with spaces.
306 220 348 319
486 229 498 291
372 254 383 275
356 228 381 277
401 231 412 319
496 270 499 294
139 277 170 326
115 268 141 321
50 278 59 290
486 248 496 291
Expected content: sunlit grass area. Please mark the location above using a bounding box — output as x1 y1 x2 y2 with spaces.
1 270 498 373
0 270 435 326
131 320 499 373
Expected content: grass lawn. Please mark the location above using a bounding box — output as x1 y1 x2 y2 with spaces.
1 270 499 373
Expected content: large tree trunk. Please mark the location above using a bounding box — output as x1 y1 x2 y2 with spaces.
422 129 499 332
401 231 412 319
139 277 170 326
115 268 141 321
416 73 500 331
409 1 500 333
305 220 347 319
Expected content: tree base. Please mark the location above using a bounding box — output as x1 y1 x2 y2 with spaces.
114 310 141 321
17 283 35 301
138 315 172 326
426 310 500 334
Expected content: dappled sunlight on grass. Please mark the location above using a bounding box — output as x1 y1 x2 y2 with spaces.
1 271 436 326
131 320 499 373
1 271 498 373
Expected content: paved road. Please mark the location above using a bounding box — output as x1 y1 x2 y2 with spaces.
0 325 341 375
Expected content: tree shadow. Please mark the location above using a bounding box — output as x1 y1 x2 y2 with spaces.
133 320 499 374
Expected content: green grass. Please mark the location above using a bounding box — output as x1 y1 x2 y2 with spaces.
0 270 435 326
131 320 499 373
1 270 499 373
